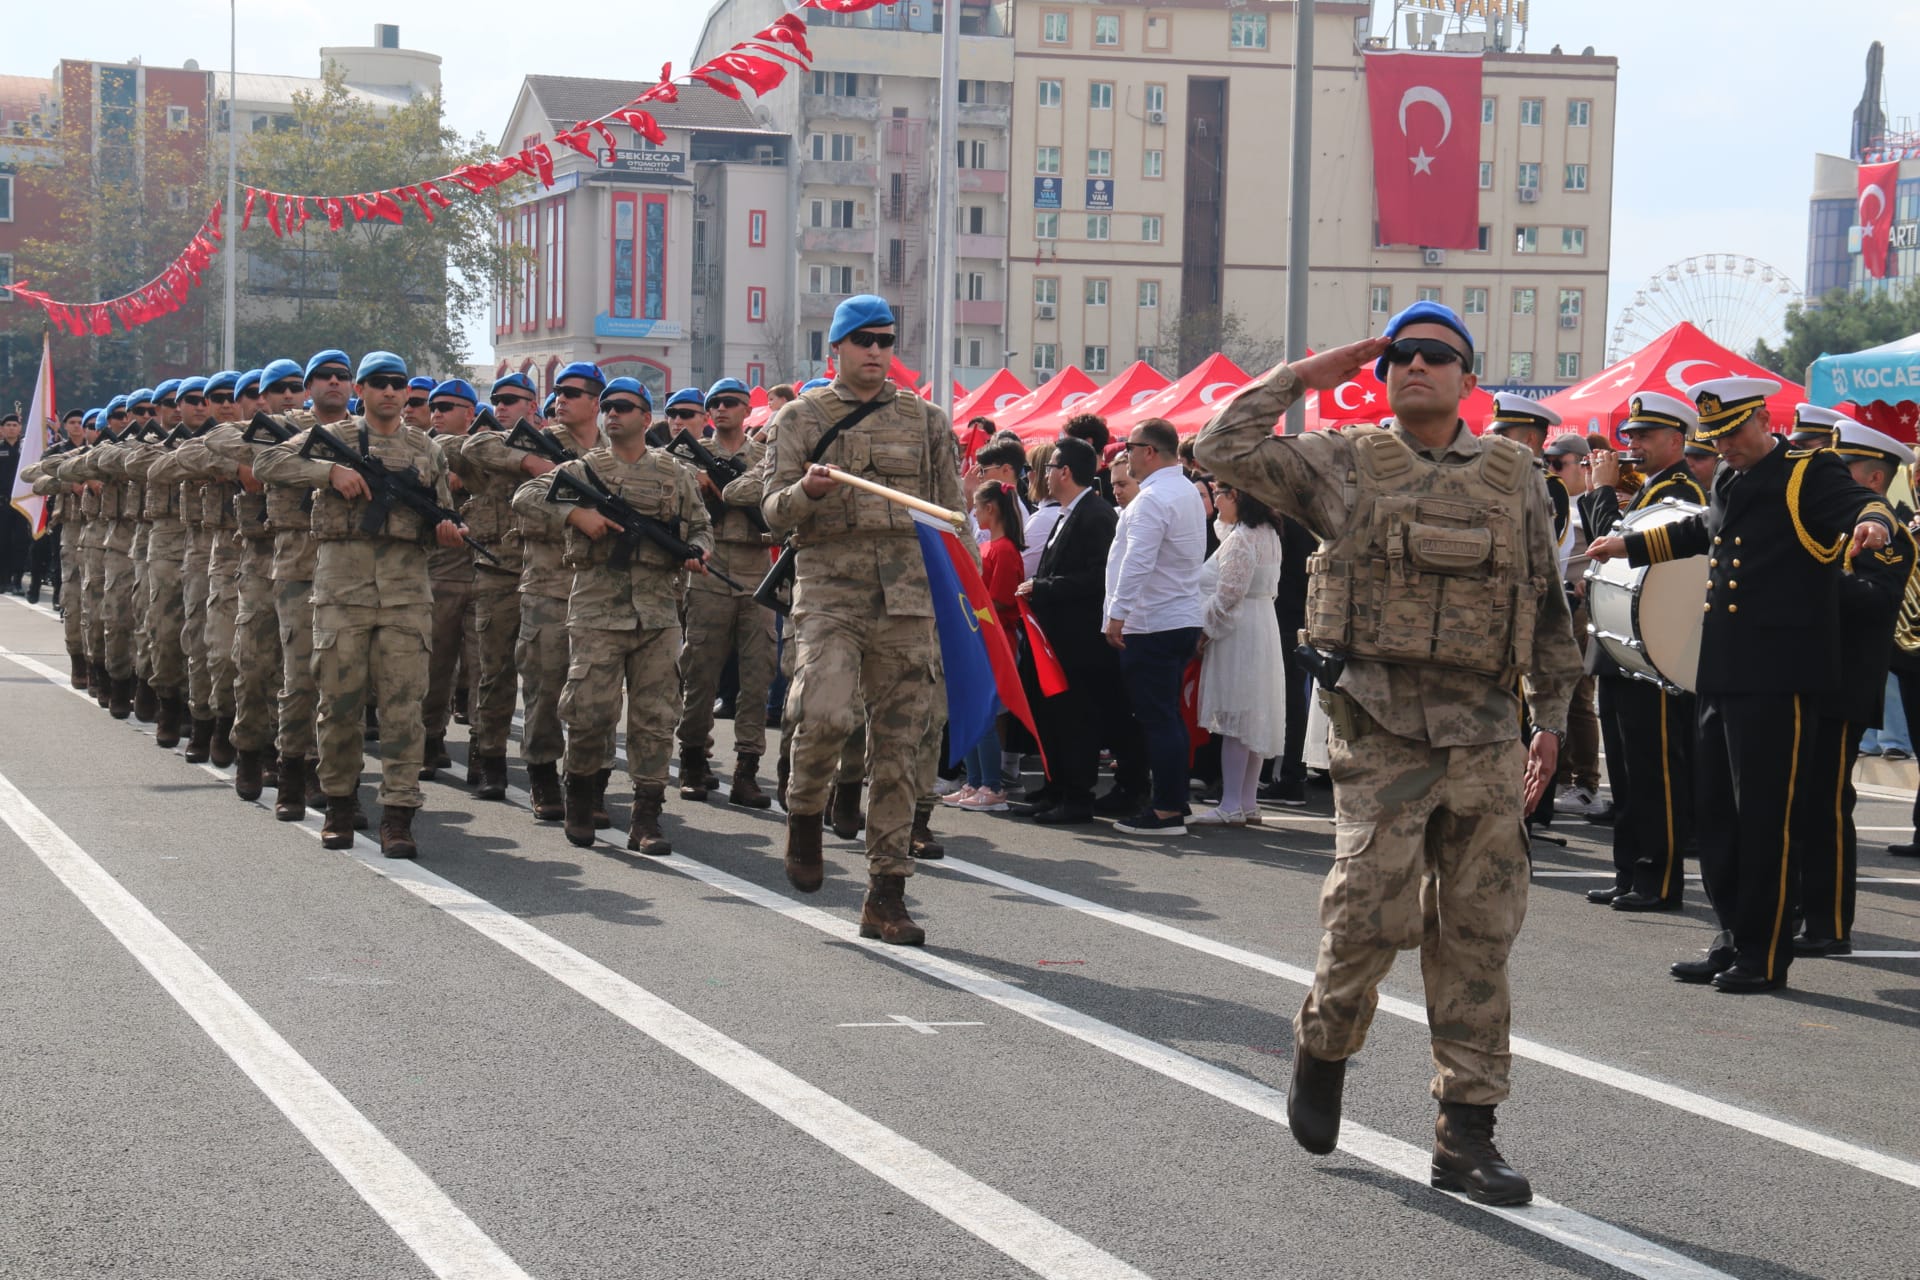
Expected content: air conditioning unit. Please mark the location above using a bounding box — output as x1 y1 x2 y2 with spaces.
1036 302 1056 319
1421 248 1445 266
1518 186 1540 203
1560 314 1579 329
1147 109 1166 126
753 145 776 165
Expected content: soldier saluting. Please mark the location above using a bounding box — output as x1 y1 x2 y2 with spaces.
1195 302 1581 1206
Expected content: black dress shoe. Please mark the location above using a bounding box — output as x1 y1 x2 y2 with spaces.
1672 934 1736 983
1611 890 1682 912
1889 842 1920 858
1008 789 1061 817
1712 964 1786 993
1092 788 1141 816
1793 936 1853 957
1587 886 1626 905
1033 803 1095 826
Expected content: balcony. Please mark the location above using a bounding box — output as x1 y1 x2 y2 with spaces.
800 225 877 255
800 292 855 321
802 94 882 123
801 159 879 189
956 299 1005 328
957 233 1003 260
956 102 1011 129
957 167 1008 195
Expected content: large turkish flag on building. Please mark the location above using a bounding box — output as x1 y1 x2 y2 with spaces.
1859 161 1899 280
1365 52 1482 251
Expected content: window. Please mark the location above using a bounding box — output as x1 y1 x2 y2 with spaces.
813 71 861 96
167 105 189 132
1229 11 1268 48
1557 352 1581 380
1033 343 1058 372
1094 13 1120 45
808 330 825 363
1568 100 1591 127
1512 288 1536 315
1519 98 1543 126
967 338 985 367
963 205 986 234
1036 146 1061 174
1138 280 1160 308
1144 149 1163 179
1035 277 1059 306
1515 225 1539 253
1510 352 1534 380
1086 278 1109 306
1561 226 1587 254
809 133 857 161
546 200 567 326
1087 214 1109 241
1464 287 1488 315
1478 161 1493 190
811 199 857 229
1036 212 1059 239
0 174 12 222
0 254 12 298
748 209 766 247
495 215 511 332
1146 13 1170 49
1473 352 1486 377
1038 79 1062 108
1370 285 1392 315
746 363 766 388
808 264 855 294
1090 82 1114 109
1475 224 1492 252
747 286 766 322
1417 286 1442 304
957 79 989 104
1088 148 1112 176
960 271 987 301
1517 162 1540 190
1137 345 1157 363
1043 11 1069 44
1558 289 1582 318
957 139 988 169
1084 345 1109 374
1145 84 1166 114
1564 163 1588 192
1140 215 1162 243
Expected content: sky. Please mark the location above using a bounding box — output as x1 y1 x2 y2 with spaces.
11 0 1920 367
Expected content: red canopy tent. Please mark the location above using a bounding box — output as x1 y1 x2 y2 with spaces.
1106 353 1252 437
1296 364 1498 434
990 367 1099 433
1541 321 1806 441
953 368 1030 425
1009 361 1170 442
749 385 768 408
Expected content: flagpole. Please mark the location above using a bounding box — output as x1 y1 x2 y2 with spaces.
823 467 965 527
1283 0 1314 435
221 0 238 369
927 0 960 424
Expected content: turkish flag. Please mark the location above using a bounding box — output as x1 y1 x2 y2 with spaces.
1859 161 1899 280
1365 52 1482 251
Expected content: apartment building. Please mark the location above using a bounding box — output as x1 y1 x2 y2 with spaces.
1807 151 1920 300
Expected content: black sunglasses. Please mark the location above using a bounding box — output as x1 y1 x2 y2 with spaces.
843 331 896 349
266 380 303 395
602 400 645 415
361 374 410 391
429 401 467 413
1382 337 1467 368
208 392 233 404
707 397 747 411
309 368 350 383
490 392 531 406
180 395 207 406
405 397 429 408
155 399 176 409
665 408 703 420
108 410 129 420
238 388 261 399
554 385 596 399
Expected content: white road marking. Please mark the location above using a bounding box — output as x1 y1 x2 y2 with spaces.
1530 869 1920 886
931 856 1920 1192
837 1015 986 1035
1838 951 1920 960
0 768 535 1280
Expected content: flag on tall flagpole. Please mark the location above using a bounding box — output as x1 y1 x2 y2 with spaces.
10 331 53 538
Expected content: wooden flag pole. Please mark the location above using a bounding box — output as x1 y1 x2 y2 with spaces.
823 467 965 528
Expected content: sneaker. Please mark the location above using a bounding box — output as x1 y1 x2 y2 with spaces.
1189 806 1244 826
1554 785 1596 816
1884 747 1913 762
1260 777 1308 807
941 785 979 807
1115 810 1188 836
933 774 968 798
959 787 1010 812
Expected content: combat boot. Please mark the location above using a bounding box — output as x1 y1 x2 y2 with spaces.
274 755 308 821
184 717 215 763
593 767 613 829
1286 1043 1346 1155
784 812 826 892
526 761 564 821
859 874 926 946
304 761 328 814
678 751 711 802
910 798 944 860
563 772 599 848
233 749 266 802
464 754 480 787
429 736 452 770
452 687 470 725
1431 1104 1532 1205
155 696 184 749
90 660 108 706
418 735 443 780
379 806 419 860
108 676 134 720
365 705 379 740
133 679 157 723
776 751 791 811
210 716 236 768
321 795 358 849
475 754 508 802
68 651 87 689
627 784 672 857
830 781 864 840
729 754 770 809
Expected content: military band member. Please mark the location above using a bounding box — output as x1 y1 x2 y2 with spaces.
460 374 537 801
422 378 481 779
1787 403 1843 452
1590 377 1896 993
1683 426 1720 492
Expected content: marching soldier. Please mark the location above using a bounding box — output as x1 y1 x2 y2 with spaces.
88 395 144 719
140 387 195 747
57 396 124 710
403 376 436 431
169 375 221 760
459 373 537 801
123 387 158 721
22 411 89 683
1590 377 1896 993
421 378 481 779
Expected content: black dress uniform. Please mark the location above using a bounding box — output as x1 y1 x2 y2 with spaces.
1887 502 1920 861
1623 382 1894 992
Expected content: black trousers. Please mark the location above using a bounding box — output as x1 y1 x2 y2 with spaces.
1792 718 1863 944
1277 603 1309 782
1598 675 1694 901
1896 669 1920 841
1696 692 1822 981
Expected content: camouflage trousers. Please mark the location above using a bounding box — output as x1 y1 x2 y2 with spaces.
230 541 281 753
423 575 475 740
1295 721 1530 1107
80 542 106 665
785 592 936 877
313 602 430 809
469 569 521 757
775 643 866 793
60 523 84 657
515 592 572 767
205 538 241 719
130 524 151 681
561 624 682 791
100 545 137 680
274 578 318 761
144 521 187 696
678 586 776 760
180 529 212 719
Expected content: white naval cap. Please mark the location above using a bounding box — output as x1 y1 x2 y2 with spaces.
1488 391 1561 432
1620 391 1699 434
1832 416 1916 469
1692 376 1780 440
1791 403 1846 437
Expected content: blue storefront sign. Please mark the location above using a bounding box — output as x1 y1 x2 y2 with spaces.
1033 176 1061 209
1086 179 1114 210
593 313 685 340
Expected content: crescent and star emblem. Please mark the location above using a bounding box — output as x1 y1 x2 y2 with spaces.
1859 182 1887 232
1398 86 1453 176
1199 382 1239 404
1665 359 1720 394
1331 381 1363 412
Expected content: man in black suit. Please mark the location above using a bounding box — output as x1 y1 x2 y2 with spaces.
1590 377 1896 993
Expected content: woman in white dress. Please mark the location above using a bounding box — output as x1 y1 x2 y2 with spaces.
1192 485 1288 826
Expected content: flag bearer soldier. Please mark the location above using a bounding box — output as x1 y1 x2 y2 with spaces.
421 377 481 779
459 373 537 801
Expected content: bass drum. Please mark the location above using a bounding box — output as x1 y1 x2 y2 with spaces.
1584 499 1707 692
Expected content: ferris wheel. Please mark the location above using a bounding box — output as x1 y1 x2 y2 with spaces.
1608 255 1802 365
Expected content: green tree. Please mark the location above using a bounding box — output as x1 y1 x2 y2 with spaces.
235 67 521 375
1751 285 1920 383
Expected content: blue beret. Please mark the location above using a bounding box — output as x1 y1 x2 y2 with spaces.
356 350 408 381
127 387 155 409
555 361 607 389
347 397 363 414
153 379 183 404
430 379 478 407
106 395 130 415
304 349 351 383
260 359 303 387
799 377 831 392
1375 302 1477 378
177 377 208 397
664 386 706 410
407 375 436 392
829 293 896 344
601 377 652 408
541 393 557 417
235 369 264 396
491 372 536 398
83 409 103 427
205 371 241 395
704 377 751 404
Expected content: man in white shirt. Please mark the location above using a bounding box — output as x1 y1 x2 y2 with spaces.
1102 417 1207 834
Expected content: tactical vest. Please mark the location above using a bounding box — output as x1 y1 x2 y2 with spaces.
308 422 432 545
790 387 934 546
143 464 181 520
263 412 319 533
561 457 682 572
199 477 240 530
460 450 519 550
1304 426 1539 681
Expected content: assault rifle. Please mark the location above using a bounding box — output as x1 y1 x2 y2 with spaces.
298 420 500 566
505 419 577 465
543 461 746 592
665 429 769 534
242 411 296 445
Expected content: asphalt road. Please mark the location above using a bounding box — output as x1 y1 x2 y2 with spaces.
2 595 1916 1280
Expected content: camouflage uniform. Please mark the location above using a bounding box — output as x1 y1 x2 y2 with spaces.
175 432 243 725
122 442 153 691
53 447 112 681
762 380 963 877
1195 367 1581 1105
451 429 526 766
139 440 190 704
194 423 283 754
93 438 141 686
422 433 478 747
174 428 215 724
678 435 776 775
262 410 328 766
23 450 86 668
